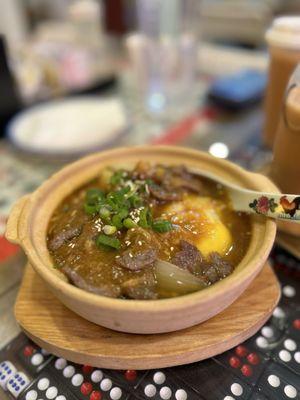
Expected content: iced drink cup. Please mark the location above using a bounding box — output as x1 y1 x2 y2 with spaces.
263 17 300 148
271 64 300 236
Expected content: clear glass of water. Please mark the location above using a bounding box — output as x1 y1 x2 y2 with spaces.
127 0 200 120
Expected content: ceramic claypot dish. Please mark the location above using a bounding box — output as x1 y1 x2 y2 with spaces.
6 146 277 334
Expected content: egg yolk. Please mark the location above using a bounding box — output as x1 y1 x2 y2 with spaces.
162 195 232 257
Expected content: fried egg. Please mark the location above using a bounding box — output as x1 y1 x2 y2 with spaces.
163 195 232 257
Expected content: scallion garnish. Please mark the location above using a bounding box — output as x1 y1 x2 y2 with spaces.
152 219 173 233
86 188 104 204
103 225 117 235
112 208 129 229
84 203 98 215
123 218 137 229
130 194 143 208
138 207 152 228
99 206 111 219
84 169 173 239
110 170 127 186
96 234 121 250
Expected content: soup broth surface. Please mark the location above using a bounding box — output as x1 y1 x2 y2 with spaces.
47 163 251 299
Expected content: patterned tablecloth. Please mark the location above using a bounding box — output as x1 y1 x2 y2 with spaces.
0 247 299 400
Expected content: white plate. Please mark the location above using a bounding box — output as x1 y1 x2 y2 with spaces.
7 97 128 157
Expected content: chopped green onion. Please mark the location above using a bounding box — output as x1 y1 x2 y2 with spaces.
110 170 127 186
118 208 129 219
86 188 104 204
111 208 129 228
96 234 120 250
103 225 117 235
112 215 123 229
84 203 98 215
138 207 152 228
84 168 174 237
152 219 173 233
123 218 137 229
99 206 111 218
130 194 143 208
117 186 131 196
107 186 131 210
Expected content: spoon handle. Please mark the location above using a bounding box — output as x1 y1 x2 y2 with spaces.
188 167 300 223
228 188 300 222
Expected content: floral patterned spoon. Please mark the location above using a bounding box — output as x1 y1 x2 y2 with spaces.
189 168 300 222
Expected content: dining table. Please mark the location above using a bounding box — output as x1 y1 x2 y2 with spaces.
0 43 299 400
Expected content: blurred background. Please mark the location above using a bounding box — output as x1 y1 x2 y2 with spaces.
1 0 300 262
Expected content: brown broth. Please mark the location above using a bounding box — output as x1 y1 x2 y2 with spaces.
47 168 251 299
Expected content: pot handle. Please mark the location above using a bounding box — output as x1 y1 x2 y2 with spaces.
5 195 30 244
246 171 281 193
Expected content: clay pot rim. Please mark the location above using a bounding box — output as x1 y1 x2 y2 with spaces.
6 146 277 312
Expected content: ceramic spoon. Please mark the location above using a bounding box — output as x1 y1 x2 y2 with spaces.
189 168 300 223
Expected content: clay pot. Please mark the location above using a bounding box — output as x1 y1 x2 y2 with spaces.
6 146 277 334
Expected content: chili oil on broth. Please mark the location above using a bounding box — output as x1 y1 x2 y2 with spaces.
47 164 251 300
